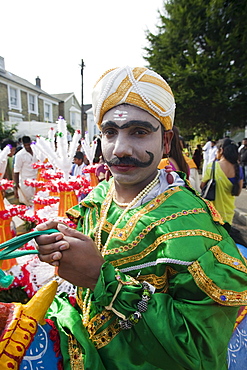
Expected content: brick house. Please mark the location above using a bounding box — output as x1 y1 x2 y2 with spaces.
0 56 59 124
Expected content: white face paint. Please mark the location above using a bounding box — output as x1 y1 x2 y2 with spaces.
113 109 128 121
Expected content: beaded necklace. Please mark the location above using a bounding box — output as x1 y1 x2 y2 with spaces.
82 171 160 326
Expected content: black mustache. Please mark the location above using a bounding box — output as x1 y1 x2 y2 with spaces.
106 151 154 168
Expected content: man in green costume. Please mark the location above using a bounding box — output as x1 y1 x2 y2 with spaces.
35 66 247 369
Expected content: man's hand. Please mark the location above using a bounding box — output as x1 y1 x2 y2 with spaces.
36 221 104 290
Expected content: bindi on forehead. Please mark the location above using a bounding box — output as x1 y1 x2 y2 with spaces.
113 109 128 121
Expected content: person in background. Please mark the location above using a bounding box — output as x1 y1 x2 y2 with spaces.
158 125 189 178
239 138 247 188
13 136 37 206
0 139 17 180
71 151 88 177
208 140 217 163
202 137 212 177
15 137 23 153
201 138 243 228
192 144 203 171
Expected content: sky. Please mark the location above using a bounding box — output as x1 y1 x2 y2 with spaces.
1 0 164 104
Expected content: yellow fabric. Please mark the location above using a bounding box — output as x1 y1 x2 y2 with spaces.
184 155 197 169
202 161 235 224
92 66 176 130
158 158 169 169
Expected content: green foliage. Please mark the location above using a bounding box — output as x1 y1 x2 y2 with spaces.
145 0 247 138
0 120 18 142
66 123 75 135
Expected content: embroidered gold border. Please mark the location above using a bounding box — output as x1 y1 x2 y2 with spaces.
211 245 247 273
68 334 84 369
103 187 181 240
111 229 222 268
87 310 114 339
188 261 247 306
92 319 121 349
137 266 178 291
202 199 224 224
105 208 207 256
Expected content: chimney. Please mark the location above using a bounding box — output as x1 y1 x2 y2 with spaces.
36 76 41 88
0 57 5 72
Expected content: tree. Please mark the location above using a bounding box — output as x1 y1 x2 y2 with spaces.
144 0 247 138
0 120 17 143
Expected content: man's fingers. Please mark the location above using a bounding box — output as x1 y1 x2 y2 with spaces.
39 251 62 264
37 240 69 254
36 220 60 231
57 224 88 240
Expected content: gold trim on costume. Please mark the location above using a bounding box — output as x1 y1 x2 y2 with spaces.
103 187 181 240
92 319 121 350
105 208 207 256
137 266 178 292
188 261 247 306
68 334 84 369
211 245 247 273
87 309 114 339
202 199 224 224
111 229 222 268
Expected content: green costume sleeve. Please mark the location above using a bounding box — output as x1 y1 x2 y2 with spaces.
90 237 246 369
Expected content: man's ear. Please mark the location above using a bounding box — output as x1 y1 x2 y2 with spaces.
163 130 173 156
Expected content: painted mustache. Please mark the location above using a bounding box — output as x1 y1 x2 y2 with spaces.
106 151 154 168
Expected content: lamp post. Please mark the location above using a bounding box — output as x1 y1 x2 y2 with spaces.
80 59 85 136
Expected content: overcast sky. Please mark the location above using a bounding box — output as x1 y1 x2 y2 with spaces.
2 0 164 104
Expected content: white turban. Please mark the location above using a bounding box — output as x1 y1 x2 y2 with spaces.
92 66 176 130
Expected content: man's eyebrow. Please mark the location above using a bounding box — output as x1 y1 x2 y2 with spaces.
101 120 159 132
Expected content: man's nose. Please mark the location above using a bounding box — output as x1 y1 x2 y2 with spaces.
112 133 133 157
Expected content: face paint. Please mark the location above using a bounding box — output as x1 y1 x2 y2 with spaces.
113 110 128 121
105 151 154 168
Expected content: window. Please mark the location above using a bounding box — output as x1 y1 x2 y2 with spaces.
29 94 36 112
8 86 21 111
10 88 17 106
71 112 76 126
28 93 38 115
44 102 52 121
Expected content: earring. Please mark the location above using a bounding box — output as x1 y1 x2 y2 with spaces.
165 159 174 185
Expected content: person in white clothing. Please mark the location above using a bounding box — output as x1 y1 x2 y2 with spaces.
202 137 212 177
13 136 38 206
208 140 217 163
70 151 88 177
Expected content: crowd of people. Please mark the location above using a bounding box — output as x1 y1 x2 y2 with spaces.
0 66 246 369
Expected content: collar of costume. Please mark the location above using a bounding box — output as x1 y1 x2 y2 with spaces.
92 66 176 131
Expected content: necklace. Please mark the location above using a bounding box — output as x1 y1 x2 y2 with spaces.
96 171 160 256
112 193 129 207
82 171 160 326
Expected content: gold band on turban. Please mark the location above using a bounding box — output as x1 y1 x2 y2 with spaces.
92 66 176 130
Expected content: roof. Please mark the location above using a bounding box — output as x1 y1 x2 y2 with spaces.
0 69 60 101
52 93 74 102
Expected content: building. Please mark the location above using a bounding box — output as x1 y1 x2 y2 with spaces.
0 56 59 124
52 93 82 131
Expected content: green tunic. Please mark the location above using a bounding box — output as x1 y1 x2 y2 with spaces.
47 175 247 370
